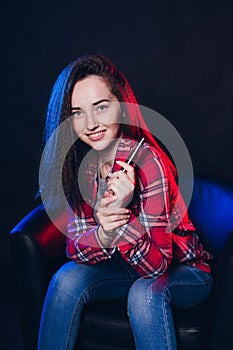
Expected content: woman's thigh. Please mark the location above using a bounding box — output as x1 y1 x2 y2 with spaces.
127 264 213 350
38 253 140 349
168 263 213 309
128 263 213 310
49 252 140 303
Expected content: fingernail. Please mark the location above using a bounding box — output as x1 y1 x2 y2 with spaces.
105 175 111 183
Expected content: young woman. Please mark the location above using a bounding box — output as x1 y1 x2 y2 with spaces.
38 54 213 350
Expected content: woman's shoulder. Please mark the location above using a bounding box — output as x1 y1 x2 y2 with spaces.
137 141 168 172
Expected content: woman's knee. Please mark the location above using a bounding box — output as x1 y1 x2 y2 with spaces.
50 261 95 296
128 276 170 312
128 278 152 313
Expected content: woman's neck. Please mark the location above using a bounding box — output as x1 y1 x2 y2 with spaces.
98 137 122 179
99 160 113 179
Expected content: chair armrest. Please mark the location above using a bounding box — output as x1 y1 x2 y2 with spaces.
10 204 67 258
208 230 233 349
9 204 68 350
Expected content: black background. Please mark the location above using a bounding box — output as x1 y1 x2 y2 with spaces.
3 0 233 232
1 0 233 320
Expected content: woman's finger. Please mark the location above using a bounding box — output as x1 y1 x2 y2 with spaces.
105 212 130 223
103 218 130 232
98 201 130 215
116 161 134 175
103 191 111 198
107 162 135 182
107 178 134 195
98 195 117 208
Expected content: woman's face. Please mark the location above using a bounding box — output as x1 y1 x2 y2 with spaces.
71 75 122 152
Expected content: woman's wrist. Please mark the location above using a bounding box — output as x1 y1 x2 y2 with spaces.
97 225 115 247
101 226 115 237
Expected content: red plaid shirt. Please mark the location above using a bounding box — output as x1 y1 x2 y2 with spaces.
66 138 212 278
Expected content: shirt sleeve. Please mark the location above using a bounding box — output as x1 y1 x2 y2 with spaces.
112 151 173 278
66 206 115 264
66 146 173 277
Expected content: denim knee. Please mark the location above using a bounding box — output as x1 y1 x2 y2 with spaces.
49 261 95 298
127 276 171 313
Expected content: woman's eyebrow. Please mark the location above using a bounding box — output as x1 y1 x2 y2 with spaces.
71 106 81 111
71 99 110 110
92 99 110 106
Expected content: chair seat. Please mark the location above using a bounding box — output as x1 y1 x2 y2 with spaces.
75 298 210 350
76 299 134 350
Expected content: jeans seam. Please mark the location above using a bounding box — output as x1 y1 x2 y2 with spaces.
165 270 213 289
160 272 212 350
162 292 173 350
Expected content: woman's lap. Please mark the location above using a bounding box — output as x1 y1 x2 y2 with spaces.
38 257 213 350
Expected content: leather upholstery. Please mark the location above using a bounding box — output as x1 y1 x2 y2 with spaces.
9 173 233 350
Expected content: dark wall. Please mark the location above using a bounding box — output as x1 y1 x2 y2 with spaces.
1 3 232 347
2 0 233 238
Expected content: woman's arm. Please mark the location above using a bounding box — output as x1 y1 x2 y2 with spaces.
111 151 173 278
65 197 130 263
66 145 174 277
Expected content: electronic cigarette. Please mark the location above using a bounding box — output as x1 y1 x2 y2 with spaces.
121 137 145 172
105 137 145 182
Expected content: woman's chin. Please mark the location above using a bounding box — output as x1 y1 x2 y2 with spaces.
91 138 118 152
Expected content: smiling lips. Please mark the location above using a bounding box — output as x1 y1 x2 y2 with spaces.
86 130 106 141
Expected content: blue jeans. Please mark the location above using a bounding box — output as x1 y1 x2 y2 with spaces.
38 252 213 350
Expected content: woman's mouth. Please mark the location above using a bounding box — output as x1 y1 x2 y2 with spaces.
87 130 106 141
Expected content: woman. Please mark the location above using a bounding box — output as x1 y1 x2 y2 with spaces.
38 54 213 350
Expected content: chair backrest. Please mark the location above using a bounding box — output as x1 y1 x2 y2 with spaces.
187 173 233 260
11 173 233 264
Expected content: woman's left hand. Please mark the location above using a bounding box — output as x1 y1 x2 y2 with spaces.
106 161 135 208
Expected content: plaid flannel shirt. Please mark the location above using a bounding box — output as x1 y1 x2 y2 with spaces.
66 138 212 278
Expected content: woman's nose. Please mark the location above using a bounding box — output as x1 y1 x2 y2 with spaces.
86 110 99 131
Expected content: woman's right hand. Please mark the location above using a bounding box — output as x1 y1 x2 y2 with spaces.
96 192 130 244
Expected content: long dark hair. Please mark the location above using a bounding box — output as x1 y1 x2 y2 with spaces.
41 54 176 211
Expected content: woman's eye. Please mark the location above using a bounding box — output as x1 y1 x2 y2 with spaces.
73 110 84 118
97 105 108 112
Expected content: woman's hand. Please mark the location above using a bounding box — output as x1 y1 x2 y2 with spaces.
96 193 131 246
106 161 135 208
96 193 130 233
